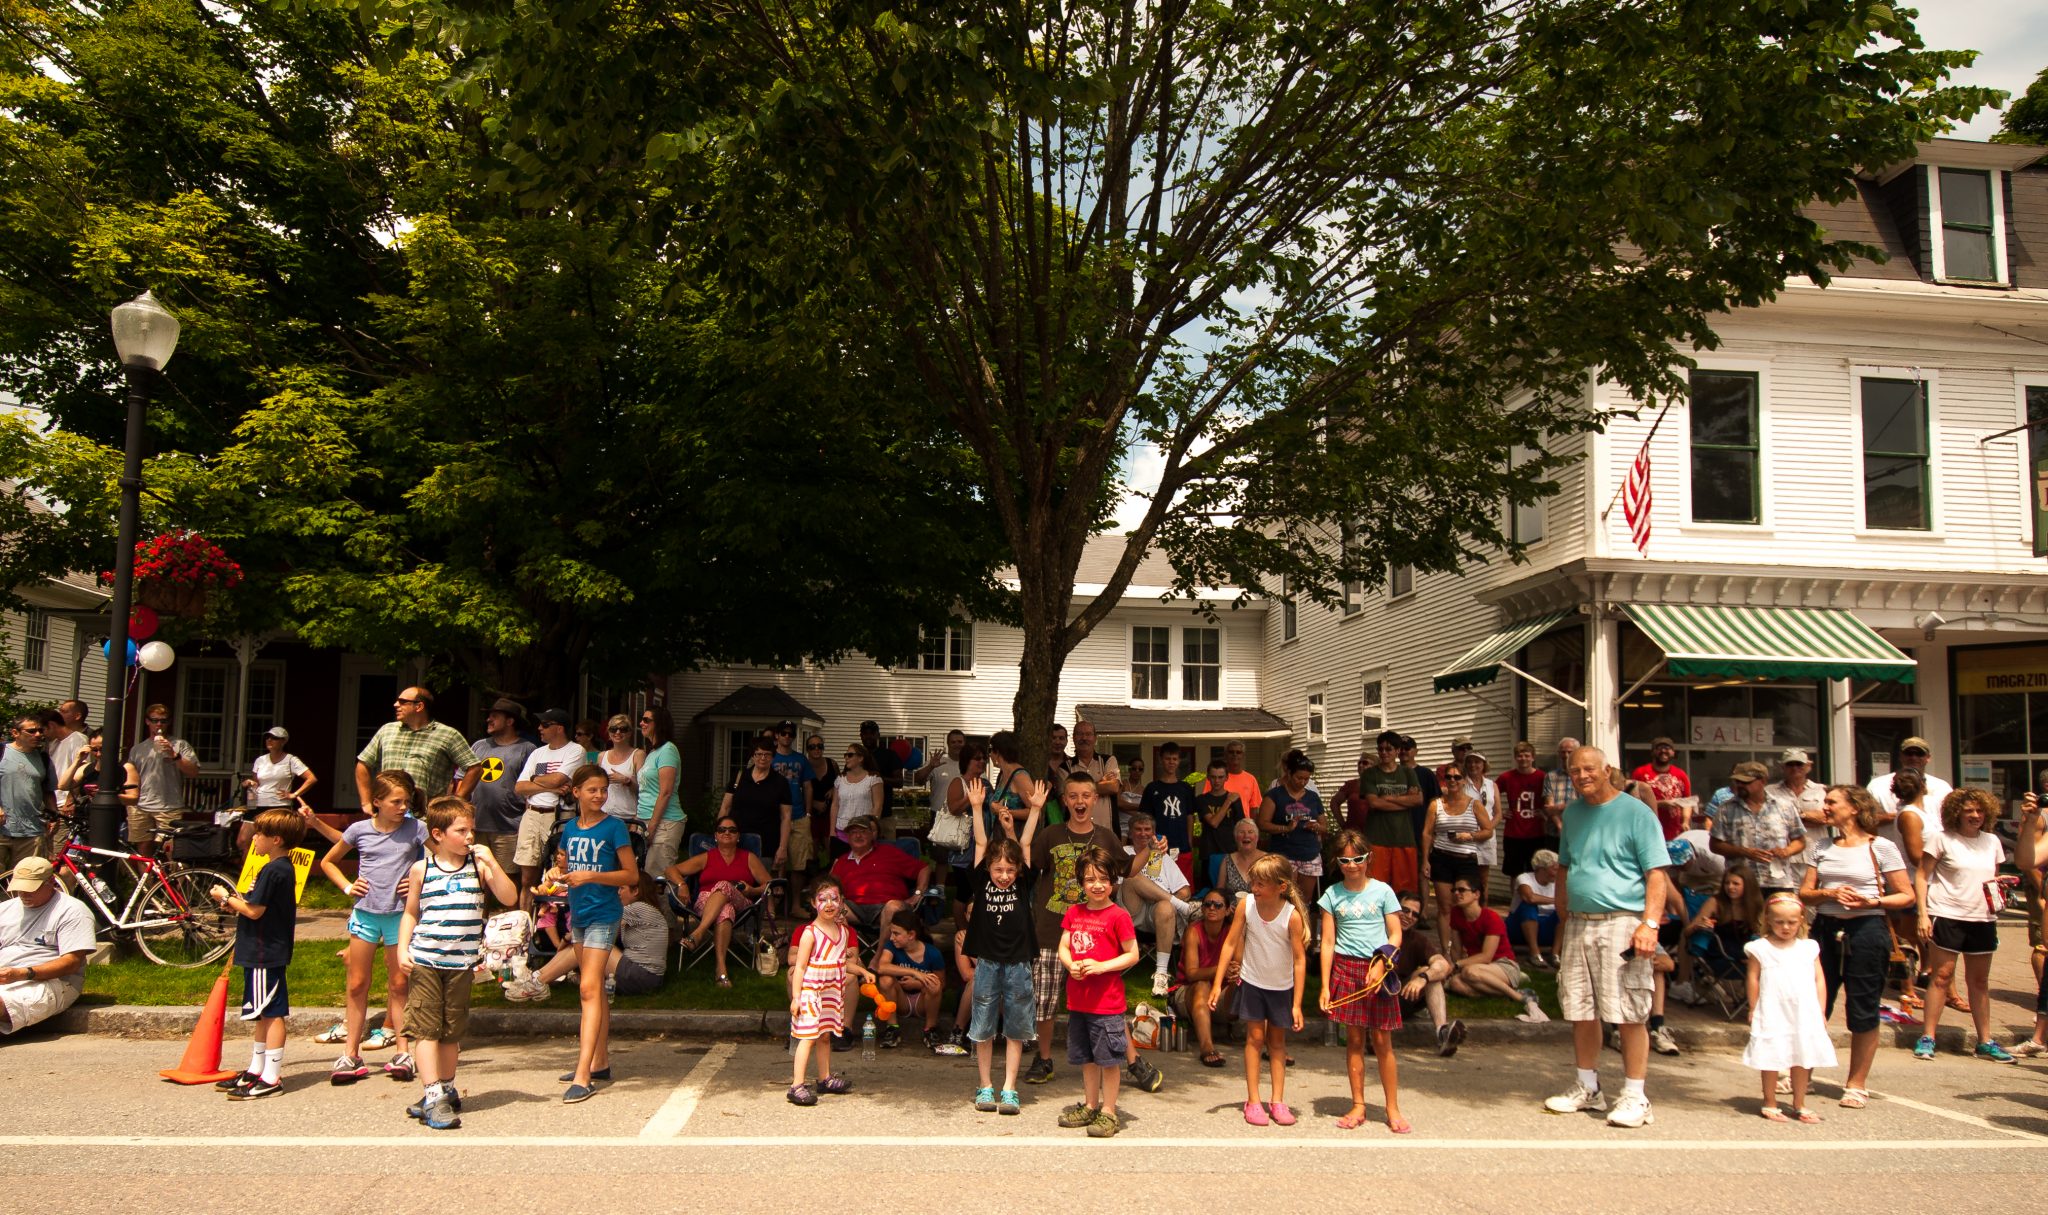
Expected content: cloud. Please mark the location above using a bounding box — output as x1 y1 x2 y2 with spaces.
1912 6 2048 138
1113 441 1167 531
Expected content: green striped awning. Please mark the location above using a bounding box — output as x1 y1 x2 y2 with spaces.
1433 610 1579 693
1625 603 1915 684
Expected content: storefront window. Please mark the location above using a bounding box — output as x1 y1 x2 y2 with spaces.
1621 681 1822 789
1953 644 2048 812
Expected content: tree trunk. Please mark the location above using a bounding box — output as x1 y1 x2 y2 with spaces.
1007 512 1081 775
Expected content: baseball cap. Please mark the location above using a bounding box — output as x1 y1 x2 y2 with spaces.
536 708 572 729
264 726 290 742
1900 736 1932 754
846 814 880 834
1462 751 1489 768
1451 735 1474 748
1731 760 1769 783
7 856 53 893
1779 748 1811 765
775 719 796 734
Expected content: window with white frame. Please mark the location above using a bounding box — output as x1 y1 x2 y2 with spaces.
176 660 288 769
1182 627 1220 702
1361 677 1385 735
917 624 974 671
1388 565 1414 599
1688 370 1760 524
1935 168 2001 283
1861 376 1930 530
21 608 47 674
1509 445 1546 542
1131 626 1170 700
1279 575 1297 641
1307 688 1326 741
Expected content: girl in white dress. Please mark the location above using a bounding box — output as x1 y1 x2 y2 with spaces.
1743 893 1838 1123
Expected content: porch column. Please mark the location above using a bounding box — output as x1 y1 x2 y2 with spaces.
1825 677 1855 786
1586 605 1622 757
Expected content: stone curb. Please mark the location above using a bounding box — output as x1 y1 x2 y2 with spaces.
60 1003 1975 1052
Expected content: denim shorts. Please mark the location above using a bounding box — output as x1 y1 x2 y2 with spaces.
967 959 1035 1044
347 908 404 947
571 920 619 951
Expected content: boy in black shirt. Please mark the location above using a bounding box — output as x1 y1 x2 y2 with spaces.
961 773 1047 1114
209 808 306 1099
1137 743 1194 853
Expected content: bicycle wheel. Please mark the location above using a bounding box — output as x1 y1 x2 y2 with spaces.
133 868 236 967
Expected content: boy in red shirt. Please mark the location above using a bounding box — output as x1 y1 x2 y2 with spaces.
1056 846 1138 1138
1495 741 1550 884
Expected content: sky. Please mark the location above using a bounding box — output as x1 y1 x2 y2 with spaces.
1109 5 2048 530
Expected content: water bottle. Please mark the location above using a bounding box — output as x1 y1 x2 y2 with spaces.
87 872 115 904
861 1014 877 1061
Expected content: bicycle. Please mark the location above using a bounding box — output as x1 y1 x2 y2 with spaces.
34 816 238 967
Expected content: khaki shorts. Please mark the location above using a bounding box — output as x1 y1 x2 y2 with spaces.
125 807 183 846
403 966 475 1042
513 808 557 868
0 976 80 1035
644 818 686 882
475 831 519 881
0 835 41 874
786 821 815 871
1557 912 1653 1024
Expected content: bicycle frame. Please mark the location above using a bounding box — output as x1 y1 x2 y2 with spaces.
53 839 198 932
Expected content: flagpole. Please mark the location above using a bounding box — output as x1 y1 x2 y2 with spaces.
1600 397 1677 521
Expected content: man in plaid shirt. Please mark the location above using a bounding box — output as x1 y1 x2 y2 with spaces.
1541 737 1578 839
353 686 481 809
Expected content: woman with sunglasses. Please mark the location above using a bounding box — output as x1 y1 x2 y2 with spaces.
667 815 772 988
1182 891 1239 1067
805 736 838 863
1427 775 1493 952
636 708 684 880
1444 878 1545 1020
829 743 884 859
596 714 642 824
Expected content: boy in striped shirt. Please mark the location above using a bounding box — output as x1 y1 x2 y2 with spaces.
398 796 518 1129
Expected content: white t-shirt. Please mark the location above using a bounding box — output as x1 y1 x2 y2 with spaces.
926 758 961 821
1868 770 1953 816
1674 827 1726 893
834 774 882 830
1922 830 2005 923
516 742 587 811
248 753 309 808
1511 871 1556 916
46 731 86 809
1124 843 1187 890
598 750 640 820
0 890 95 993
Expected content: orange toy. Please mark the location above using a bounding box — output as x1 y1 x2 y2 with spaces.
859 982 898 1022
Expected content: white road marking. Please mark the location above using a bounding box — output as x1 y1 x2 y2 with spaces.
1705 1052 2046 1141
0 1134 2024 1151
637 1041 735 1140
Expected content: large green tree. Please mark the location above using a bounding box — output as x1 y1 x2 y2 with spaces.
412 0 1995 761
0 0 1002 706
1999 64 2048 144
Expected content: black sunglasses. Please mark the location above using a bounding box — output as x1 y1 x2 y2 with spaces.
715 825 739 834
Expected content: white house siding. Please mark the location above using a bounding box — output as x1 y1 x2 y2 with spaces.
5 603 109 711
666 597 1267 791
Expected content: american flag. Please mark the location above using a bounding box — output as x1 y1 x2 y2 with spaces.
1622 440 1653 556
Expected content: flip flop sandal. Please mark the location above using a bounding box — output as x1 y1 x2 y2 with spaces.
1760 1107 1791 1123
1839 1088 1869 1109
1794 1109 1822 1124
715 974 733 989
1386 1117 1413 1135
1199 1051 1225 1068
1335 1107 1368 1130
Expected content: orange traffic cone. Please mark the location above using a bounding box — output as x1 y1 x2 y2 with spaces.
160 961 239 1084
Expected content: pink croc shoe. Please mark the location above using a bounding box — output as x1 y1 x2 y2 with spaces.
1242 1101 1270 1126
1269 1102 1298 1126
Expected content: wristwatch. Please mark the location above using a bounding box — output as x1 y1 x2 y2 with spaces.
1638 918 1659 930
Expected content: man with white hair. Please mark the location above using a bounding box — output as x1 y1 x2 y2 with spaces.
1543 746 1670 1129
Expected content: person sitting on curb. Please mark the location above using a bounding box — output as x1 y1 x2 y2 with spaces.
1389 891 1464 1054
0 857 93 1036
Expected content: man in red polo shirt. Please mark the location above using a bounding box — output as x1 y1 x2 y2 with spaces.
829 814 932 941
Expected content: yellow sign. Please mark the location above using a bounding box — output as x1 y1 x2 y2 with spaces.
236 846 317 903
1955 646 2048 696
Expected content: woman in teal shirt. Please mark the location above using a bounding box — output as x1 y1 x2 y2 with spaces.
636 706 683 878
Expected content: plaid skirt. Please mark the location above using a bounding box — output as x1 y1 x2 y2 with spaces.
1327 952 1402 1030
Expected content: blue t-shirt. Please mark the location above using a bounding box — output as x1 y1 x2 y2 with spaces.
342 816 428 916
1264 784 1325 863
771 750 817 821
559 813 632 926
882 938 945 975
1317 879 1402 957
1138 780 1192 852
1558 791 1668 914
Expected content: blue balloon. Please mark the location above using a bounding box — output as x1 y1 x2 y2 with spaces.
100 639 139 665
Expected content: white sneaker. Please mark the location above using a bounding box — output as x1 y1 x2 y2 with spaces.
1520 996 1550 1024
1666 981 1696 1006
1649 1025 1680 1056
2011 1040 2048 1059
1151 970 1172 997
1606 1091 1654 1128
1543 1082 1609 1114
503 977 547 1002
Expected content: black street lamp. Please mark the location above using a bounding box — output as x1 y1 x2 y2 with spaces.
91 291 179 852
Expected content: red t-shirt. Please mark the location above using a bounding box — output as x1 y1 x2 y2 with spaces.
1450 905 1515 963
1060 901 1136 1015
1629 764 1692 841
1495 769 1548 840
830 844 924 904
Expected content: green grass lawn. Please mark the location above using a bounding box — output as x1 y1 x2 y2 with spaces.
84 940 1562 1022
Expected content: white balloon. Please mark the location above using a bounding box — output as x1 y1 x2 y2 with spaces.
137 640 176 672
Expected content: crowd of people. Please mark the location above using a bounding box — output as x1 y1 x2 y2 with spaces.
2 690 2043 1140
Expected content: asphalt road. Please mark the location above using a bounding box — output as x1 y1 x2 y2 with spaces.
2 1026 2044 1213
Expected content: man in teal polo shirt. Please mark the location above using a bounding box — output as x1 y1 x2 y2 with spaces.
1543 745 1669 1131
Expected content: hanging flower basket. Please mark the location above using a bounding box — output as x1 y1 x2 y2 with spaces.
103 530 243 619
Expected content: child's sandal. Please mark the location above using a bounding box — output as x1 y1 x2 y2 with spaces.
1839 1088 1869 1109
1794 1108 1822 1124
1335 1106 1368 1130
1760 1106 1790 1122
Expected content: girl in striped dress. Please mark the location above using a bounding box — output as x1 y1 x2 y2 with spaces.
788 875 874 1106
